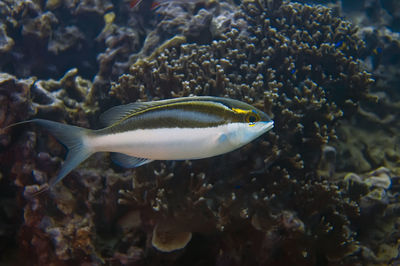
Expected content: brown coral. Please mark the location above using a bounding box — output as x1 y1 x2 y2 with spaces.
151 222 192 252
108 0 376 264
2 0 399 265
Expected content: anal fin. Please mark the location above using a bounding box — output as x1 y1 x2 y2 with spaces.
111 153 153 168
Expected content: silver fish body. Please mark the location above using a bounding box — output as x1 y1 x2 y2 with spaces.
11 96 274 188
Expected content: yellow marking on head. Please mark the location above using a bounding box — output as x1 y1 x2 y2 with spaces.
232 108 252 114
232 108 261 125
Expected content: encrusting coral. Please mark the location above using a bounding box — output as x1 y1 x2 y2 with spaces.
0 0 112 79
1 0 399 265
0 70 97 263
151 222 192 252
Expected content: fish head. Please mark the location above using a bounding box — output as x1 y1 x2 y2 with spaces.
225 103 274 147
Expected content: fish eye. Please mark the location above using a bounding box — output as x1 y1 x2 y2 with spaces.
246 112 260 124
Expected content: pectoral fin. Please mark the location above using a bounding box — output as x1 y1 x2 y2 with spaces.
111 153 153 168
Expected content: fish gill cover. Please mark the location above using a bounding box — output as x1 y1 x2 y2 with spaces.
0 0 399 265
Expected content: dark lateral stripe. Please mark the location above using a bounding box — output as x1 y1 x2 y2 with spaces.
100 102 240 134
101 96 256 128
121 100 230 120
95 96 267 135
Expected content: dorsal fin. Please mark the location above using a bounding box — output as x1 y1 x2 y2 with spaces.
100 101 154 126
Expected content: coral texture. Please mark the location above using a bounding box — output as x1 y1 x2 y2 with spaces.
0 0 399 265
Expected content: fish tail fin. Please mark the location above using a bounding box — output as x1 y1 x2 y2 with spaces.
30 119 94 188
2 120 35 131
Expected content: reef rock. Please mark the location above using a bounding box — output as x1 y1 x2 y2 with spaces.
1 0 399 265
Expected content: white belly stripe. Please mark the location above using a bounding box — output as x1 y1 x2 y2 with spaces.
87 124 243 160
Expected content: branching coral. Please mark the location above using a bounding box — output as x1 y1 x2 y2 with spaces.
112 0 373 177
1 0 399 265
107 0 378 264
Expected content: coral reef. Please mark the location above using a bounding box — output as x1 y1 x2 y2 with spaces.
342 167 400 264
112 0 373 184
334 119 400 175
315 0 400 180
0 0 399 265
0 0 114 80
0 70 95 263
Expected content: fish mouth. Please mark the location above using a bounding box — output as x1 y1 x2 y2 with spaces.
262 121 274 131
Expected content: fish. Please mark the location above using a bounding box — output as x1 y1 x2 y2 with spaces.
5 96 274 190
130 0 205 10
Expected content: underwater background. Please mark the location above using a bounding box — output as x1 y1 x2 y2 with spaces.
0 0 399 265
